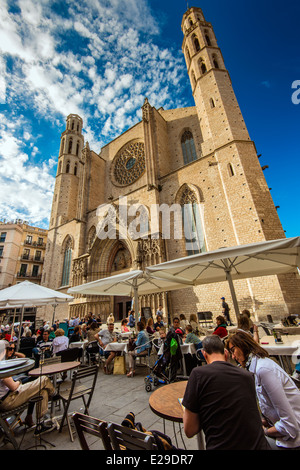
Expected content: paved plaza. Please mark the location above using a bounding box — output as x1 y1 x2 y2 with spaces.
0 362 198 451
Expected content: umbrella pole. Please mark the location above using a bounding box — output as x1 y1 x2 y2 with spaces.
225 268 240 322
133 280 139 331
16 305 25 351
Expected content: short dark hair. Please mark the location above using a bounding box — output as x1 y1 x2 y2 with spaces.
173 317 180 323
137 321 144 331
185 325 193 333
202 335 224 355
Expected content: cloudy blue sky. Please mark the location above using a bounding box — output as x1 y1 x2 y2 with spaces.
0 0 299 237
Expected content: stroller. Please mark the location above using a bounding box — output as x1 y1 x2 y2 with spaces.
144 330 182 392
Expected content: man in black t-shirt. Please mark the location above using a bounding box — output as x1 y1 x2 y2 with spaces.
182 336 270 450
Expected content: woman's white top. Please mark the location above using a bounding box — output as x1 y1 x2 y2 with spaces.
52 335 69 355
249 355 300 448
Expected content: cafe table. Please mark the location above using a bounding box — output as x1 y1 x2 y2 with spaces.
260 335 300 374
104 342 128 354
149 380 205 450
28 361 80 418
0 358 35 379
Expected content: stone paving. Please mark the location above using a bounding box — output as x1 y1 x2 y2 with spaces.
0 362 198 451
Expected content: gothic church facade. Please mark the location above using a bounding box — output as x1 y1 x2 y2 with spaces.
42 7 300 323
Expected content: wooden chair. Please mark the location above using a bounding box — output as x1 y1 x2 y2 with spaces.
58 365 98 441
72 412 112 450
107 422 158 450
0 402 29 450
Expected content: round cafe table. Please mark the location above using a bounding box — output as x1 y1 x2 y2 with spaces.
149 380 205 449
28 361 80 417
0 358 35 379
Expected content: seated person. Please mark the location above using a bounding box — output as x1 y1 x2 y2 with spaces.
237 313 259 343
212 316 228 339
52 328 69 355
0 347 55 435
32 330 53 367
5 341 26 360
185 325 202 346
154 315 164 331
146 317 155 335
87 321 100 343
127 322 151 377
95 323 117 374
69 325 83 344
121 319 130 333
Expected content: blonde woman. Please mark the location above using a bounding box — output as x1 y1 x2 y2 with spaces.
52 328 69 355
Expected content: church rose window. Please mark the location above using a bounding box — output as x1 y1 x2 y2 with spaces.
113 141 146 186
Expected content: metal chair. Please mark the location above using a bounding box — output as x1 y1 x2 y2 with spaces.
56 347 82 363
0 402 29 450
107 422 158 450
72 412 112 450
58 365 98 441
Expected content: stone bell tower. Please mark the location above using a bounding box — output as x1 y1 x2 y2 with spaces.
181 7 285 245
49 114 84 229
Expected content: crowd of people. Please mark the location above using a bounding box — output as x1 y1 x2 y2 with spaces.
1 299 300 450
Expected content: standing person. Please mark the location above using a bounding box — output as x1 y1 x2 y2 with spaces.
128 311 135 328
227 331 300 450
221 297 232 325
156 305 164 320
182 335 270 450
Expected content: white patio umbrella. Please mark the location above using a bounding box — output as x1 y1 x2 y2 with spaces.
68 269 193 327
0 281 74 348
147 236 300 321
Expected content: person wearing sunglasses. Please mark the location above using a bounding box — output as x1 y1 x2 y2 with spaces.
5 342 26 360
226 331 300 450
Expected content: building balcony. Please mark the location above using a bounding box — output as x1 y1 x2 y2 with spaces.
16 272 42 280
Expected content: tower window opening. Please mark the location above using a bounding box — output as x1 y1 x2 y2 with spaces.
189 17 193 26
68 139 73 154
213 55 219 68
210 98 215 108
228 163 235 177
191 70 197 87
180 187 206 256
58 161 62 174
77 123 79 132
193 35 200 52
199 58 207 75
205 34 211 46
186 46 191 64
66 161 70 174
76 141 80 156
74 163 78 176
181 130 197 165
61 239 72 287
71 121 74 130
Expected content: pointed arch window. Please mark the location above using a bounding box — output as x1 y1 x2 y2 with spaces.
180 187 206 256
213 55 219 69
186 46 191 65
61 238 72 286
68 139 73 154
58 161 62 174
199 58 207 75
66 160 70 173
76 141 80 156
181 130 197 165
74 163 78 176
192 34 200 52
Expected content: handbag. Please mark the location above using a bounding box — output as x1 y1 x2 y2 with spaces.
113 355 126 375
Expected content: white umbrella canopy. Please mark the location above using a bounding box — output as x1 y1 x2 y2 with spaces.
0 281 73 307
68 269 193 326
147 237 300 321
0 281 74 347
